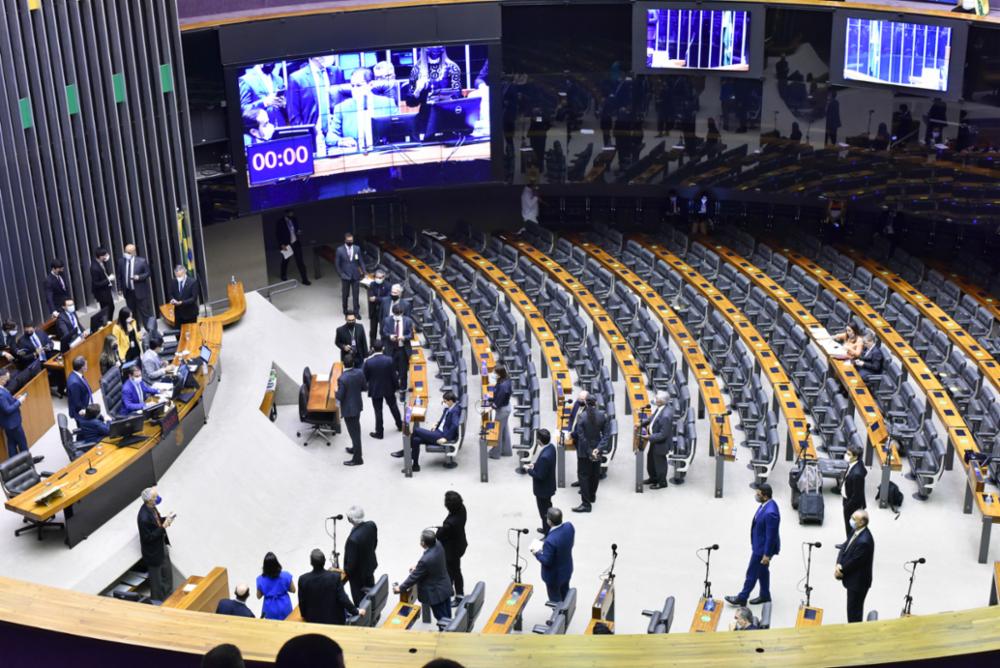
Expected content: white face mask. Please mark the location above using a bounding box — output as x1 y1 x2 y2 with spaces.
66 305 76 313
849 519 858 531
124 252 133 259
375 277 384 284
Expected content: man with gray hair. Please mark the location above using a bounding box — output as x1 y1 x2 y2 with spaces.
380 282 412 319
344 506 378 605
168 264 200 325
642 390 674 489
731 606 760 630
854 330 884 386
137 486 174 600
393 528 453 622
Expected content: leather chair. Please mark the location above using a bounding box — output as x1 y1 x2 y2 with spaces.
296 384 337 446
0 451 64 540
643 596 676 634
100 365 124 417
57 413 98 462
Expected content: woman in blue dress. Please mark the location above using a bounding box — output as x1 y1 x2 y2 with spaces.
256 551 296 620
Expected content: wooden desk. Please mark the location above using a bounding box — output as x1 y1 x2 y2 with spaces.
172 320 222 368
636 237 817 460
308 362 343 413
991 562 1000 606
443 239 574 433
840 247 1000 396
0 371 55 462
689 596 723 632
591 577 614 624
407 342 429 410
796 605 824 628
43 322 114 391
965 464 1000 563
162 567 229 613
777 247 978 469
502 235 649 425
382 600 421 630
313 140 489 178
162 280 247 329
925 260 1000 326
482 582 533 634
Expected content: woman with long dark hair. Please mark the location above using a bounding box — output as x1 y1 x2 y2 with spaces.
436 490 468 604
99 335 121 376
256 551 296 620
113 307 142 364
833 321 864 359
489 365 513 459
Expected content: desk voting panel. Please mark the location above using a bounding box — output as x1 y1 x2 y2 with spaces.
43 323 114 391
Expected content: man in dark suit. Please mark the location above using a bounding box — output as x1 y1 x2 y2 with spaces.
532 507 575 603
394 529 453 622
239 63 286 126
836 509 875 623
215 584 255 618
335 311 368 362
122 364 160 414
76 404 110 446
526 429 557 535
0 368 30 460
43 259 70 317
854 331 884 386
839 444 867 543
726 483 781 606
382 303 414 395
119 244 153 328
825 90 841 146
286 56 343 145
344 506 378 606
379 283 412 320
137 486 174 601
0 322 17 359
642 391 674 489
362 341 402 439
572 396 610 513
298 549 362 625
17 323 54 364
276 209 310 285
55 298 86 351
168 265 200 325
394 390 460 471
90 247 116 324
367 269 390 347
66 355 93 422
335 354 367 467
335 232 366 315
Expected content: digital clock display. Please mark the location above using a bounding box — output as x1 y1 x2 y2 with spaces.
246 134 315 186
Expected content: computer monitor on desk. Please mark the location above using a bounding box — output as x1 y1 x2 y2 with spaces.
373 114 418 146
109 413 146 447
173 364 199 403
424 97 480 141
199 345 212 366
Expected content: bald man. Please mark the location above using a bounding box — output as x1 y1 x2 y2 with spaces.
835 509 875 623
215 584 255 617
118 244 153 327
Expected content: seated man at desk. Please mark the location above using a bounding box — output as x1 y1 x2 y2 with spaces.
854 330 883 386
730 606 760 631
216 584 255 618
75 404 109 448
121 363 160 414
330 67 399 153
17 321 59 396
141 338 177 383
392 390 460 472
55 298 87 351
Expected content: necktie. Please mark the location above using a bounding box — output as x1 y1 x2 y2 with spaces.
70 313 78 331
57 274 65 290
31 334 44 360
436 407 449 431
396 318 402 343
128 258 134 289
179 278 184 293
135 379 143 401
287 220 297 244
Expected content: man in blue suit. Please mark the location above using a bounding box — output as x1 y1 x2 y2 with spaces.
121 364 159 414
395 390 460 471
526 429 557 535
335 232 366 315
854 331 884 387
76 404 110 446
726 483 781 606
330 68 398 152
382 303 414 395
66 356 93 423
532 507 574 603
362 341 402 439
239 63 286 126
55 298 87 351
336 354 367 467
0 368 30 459
215 584 255 618
367 269 391 347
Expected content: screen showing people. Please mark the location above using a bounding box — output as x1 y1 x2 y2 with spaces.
841 17 952 92
645 8 751 71
237 43 491 210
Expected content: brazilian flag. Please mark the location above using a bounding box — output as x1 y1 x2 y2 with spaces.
176 208 196 276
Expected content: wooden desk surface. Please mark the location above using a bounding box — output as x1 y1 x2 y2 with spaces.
503 235 650 430
926 260 1000 326
710 242 892 462
0 370 55 462
796 605 824 628
778 247 980 465
313 140 489 178
482 582 533 634
382 600 421 630
308 362 343 413
443 239 575 433
172 320 223 368
162 567 230 613
572 237 736 459
44 322 114 391
407 343 430 411
636 237 816 459
840 247 1000 396
689 596 723 632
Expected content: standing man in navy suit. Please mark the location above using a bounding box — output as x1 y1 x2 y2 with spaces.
394 390 460 471
362 341 402 439
532 507 574 603
66 356 93 423
0 367 31 460
276 210 311 285
118 244 154 329
525 429 557 535
336 354 367 467
168 265 200 326
335 232 366 315
367 269 390 348
726 483 781 606
836 509 874 622
642 390 674 489
43 259 70 317
839 444 867 543
382 303 414 396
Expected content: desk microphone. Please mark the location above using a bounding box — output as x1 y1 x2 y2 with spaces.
700 544 719 551
611 543 618 555
907 557 926 565
85 458 97 475
804 541 822 548
327 514 344 520
511 528 530 534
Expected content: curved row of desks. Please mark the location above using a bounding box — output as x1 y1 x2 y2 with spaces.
709 242 897 470
838 247 1000 395
568 236 736 497
442 238 574 432
634 236 817 460
926 259 1000 325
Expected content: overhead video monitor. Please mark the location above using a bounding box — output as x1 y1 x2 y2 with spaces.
634 3 764 77
229 43 493 212
830 11 967 99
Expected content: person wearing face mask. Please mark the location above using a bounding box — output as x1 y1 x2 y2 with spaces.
335 353 367 467
394 390 460 471
381 303 414 398
137 486 175 601
838 445 867 545
330 67 398 153
242 108 276 145
276 209 311 286
726 483 781 607
118 244 153 329
239 62 287 126
488 365 513 459
406 45 462 137
571 396 610 513
66 356 93 423
335 232 366 316
835 509 874 622
0 321 18 361
16 322 55 396
89 247 116 325
43 259 70 318
379 283 412 320
335 310 368 362
121 364 159 415
113 307 143 364
286 55 344 156
367 269 390 347
168 265 200 326
56 298 87 351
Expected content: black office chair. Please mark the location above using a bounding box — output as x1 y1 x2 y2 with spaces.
296 384 337 446
100 365 124 417
57 413 98 462
0 451 64 540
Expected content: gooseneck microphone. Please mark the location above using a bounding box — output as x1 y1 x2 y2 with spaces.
700 544 720 551
907 557 926 565
511 527 530 534
327 514 344 520
804 541 822 548
85 458 97 475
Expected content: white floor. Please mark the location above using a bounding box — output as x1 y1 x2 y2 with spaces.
2 268 996 635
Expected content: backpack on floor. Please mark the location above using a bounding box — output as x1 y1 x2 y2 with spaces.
876 481 904 515
798 490 825 524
